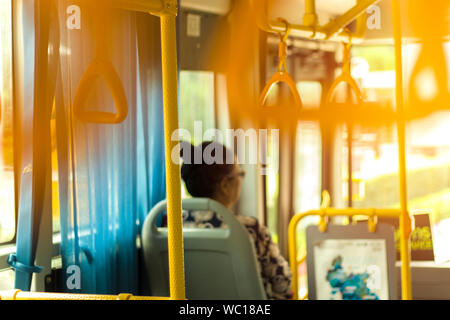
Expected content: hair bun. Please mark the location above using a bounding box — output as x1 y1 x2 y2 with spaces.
180 141 236 198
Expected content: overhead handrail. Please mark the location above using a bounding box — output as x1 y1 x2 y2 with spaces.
292 190 330 301
73 0 128 124
258 19 303 112
250 0 377 42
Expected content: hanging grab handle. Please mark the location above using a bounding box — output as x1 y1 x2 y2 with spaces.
73 59 128 124
325 39 363 106
408 44 448 109
73 1 128 124
258 19 303 109
258 73 303 108
406 0 449 118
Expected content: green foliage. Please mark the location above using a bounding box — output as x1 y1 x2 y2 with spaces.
179 71 216 144
352 46 395 71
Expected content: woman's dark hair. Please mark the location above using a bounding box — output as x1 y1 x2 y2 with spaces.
180 141 235 198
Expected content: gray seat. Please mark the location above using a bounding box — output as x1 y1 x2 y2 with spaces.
141 198 267 300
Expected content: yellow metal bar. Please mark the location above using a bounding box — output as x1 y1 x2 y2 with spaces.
354 0 369 39
250 0 377 42
0 290 170 300
392 0 413 301
160 14 186 301
288 208 406 300
303 0 318 27
322 0 379 39
288 213 307 300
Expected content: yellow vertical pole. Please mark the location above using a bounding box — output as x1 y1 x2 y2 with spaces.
160 13 186 300
303 0 318 27
288 215 301 300
392 0 412 300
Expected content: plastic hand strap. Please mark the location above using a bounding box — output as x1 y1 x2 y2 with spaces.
73 1 128 124
276 19 291 72
258 19 303 120
258 71 303 109
73 59 128 124
326 73 363 105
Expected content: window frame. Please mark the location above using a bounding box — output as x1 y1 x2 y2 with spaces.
0 0 17 246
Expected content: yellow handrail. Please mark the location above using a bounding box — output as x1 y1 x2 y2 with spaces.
0 290 170 300
288 208 411 300
392 0 412 301
160 13 186 301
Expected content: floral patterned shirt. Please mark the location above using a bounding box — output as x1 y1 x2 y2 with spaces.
180 210 293 300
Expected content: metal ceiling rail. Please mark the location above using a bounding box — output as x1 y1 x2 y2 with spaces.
251 0 380 42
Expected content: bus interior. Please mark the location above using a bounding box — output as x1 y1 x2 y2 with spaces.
0 0 449 301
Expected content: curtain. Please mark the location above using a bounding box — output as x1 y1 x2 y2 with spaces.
56 1 166 294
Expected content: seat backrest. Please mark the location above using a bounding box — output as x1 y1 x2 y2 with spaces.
141 198 267 300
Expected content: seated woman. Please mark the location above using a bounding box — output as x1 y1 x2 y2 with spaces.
178 140 293 300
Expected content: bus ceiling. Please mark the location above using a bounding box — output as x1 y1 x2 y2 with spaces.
180 0 233 15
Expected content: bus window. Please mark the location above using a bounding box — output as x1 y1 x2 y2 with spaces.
0 269 14 290
0 0 14 244
337 43 450 262
293 81 322 299
179 71 216 145
294 81 322 214
294 122 322 209
179 70 216 199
